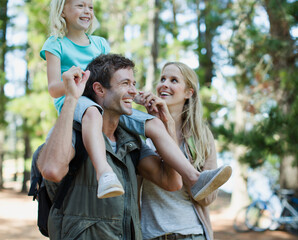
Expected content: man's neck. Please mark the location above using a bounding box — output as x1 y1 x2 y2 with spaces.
102 114 120 142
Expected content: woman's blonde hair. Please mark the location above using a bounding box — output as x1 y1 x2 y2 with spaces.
161 62 211 170
49 0 99 38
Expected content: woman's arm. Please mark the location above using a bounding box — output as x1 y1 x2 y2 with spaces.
45 51 66 98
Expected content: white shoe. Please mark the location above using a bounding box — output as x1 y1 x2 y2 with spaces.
97 172 125 199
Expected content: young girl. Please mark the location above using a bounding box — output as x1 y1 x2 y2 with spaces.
139 62 230 240
41 0 124 198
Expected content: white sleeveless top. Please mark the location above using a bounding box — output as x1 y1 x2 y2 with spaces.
141 139 204 239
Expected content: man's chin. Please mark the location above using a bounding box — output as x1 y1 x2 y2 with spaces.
121 108 133 116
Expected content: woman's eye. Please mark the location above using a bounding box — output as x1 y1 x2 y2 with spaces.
172 78 178 83
160 78 165 82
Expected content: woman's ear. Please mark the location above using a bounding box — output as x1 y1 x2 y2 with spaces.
93 82 105 97
185 88 194 99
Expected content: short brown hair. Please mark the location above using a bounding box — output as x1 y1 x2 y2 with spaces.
83 54 135 101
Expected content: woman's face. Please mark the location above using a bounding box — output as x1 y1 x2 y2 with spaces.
156 64 192 108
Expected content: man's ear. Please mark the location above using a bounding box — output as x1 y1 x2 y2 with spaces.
93 82 105 97
185 88 194 99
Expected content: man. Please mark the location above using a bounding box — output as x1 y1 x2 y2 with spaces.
37 54 183 239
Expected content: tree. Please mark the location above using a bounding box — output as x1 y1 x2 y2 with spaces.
144 0 161 91
0 0 9 189
215 0 298 214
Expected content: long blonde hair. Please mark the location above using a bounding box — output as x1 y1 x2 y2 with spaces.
161 62 211 170
49 0 99 38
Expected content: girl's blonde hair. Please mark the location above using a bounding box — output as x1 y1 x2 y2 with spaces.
161 62 211 170
49 0 99 38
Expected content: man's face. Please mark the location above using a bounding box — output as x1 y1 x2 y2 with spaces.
101 68 137 116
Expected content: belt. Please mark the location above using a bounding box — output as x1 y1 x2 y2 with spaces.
153 233 203 240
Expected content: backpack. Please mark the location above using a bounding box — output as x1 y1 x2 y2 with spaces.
28 121 88 237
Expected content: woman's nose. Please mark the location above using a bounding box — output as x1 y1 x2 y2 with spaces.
161 80 169 88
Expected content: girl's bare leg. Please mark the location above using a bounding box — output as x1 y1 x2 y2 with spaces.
82 107 124 198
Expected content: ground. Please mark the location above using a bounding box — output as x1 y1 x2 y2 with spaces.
0 183 297 240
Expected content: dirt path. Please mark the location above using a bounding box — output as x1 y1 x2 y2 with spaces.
0 186 296 240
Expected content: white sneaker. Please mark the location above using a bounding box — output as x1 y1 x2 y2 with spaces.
97 172 125 199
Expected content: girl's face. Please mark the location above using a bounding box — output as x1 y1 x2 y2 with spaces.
156 64 193 109
62 0 94 32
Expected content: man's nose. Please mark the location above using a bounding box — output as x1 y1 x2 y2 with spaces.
129 84 137 96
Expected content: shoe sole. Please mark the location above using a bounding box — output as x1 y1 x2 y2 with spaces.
193 165 232 201
97 187 125 199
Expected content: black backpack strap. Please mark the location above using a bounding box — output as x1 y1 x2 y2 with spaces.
53 121 88 209
28 143 45 200
130 148 140 171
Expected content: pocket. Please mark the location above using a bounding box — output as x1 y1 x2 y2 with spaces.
61 216 122 239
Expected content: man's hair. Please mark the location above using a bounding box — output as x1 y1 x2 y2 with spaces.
83 54 135 101
49 0 99 38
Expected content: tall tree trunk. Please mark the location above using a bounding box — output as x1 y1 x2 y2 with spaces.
0 0 9 189
22 118 31 193
229 93 250 216
264 0 298 190
145 0 160 91
196 0 215 87
21 70 31 193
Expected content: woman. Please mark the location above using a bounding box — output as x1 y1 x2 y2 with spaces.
138 62 221 240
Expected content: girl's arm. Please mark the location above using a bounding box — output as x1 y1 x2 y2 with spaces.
45 51 66 98
135 92 176 139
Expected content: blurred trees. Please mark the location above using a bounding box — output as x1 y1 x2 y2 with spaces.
2 0 297 208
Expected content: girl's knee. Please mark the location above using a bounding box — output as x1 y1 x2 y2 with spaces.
83 106 103 123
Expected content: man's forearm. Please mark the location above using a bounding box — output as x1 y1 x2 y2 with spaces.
37 95 77 182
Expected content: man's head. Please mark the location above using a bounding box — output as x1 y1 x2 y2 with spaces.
84 54 137 116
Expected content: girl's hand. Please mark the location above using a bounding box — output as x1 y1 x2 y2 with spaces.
136 92 170 124
62 66 89 100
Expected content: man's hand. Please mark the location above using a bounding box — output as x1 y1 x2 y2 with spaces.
62 66 90 100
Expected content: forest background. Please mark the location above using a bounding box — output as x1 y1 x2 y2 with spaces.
0 0 297 214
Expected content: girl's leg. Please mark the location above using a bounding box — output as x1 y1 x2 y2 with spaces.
145 118 231 201
82 106 124 198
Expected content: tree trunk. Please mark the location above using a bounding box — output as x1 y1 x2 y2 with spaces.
21 118 31 193
196 0 215 87
280 156 298 190
0 0 9 189
144 0 160 91
229 94 250 216
264 0 298 190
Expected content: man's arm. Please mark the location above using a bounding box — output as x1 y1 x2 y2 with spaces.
137 142 183 191
37 67 89 182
